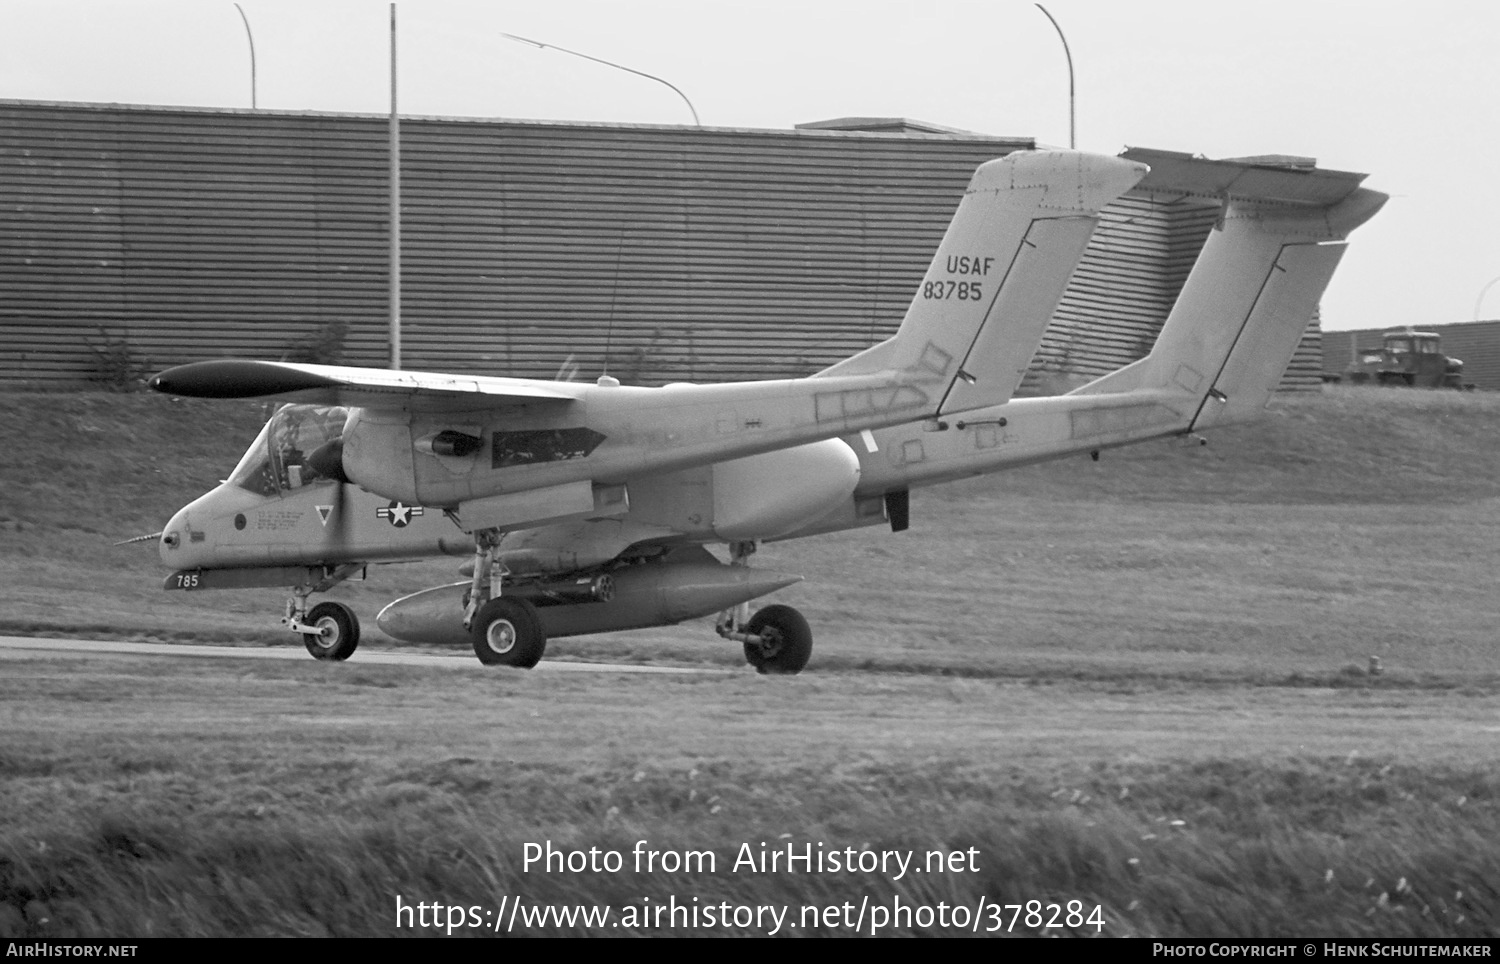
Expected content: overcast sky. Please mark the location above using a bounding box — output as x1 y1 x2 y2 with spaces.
3 0 1497 331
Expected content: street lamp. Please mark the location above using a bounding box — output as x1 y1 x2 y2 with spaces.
390 4 401 369
233 3 257 109
1035 4 1074 149
499 32 701 126
1475 274 1500 321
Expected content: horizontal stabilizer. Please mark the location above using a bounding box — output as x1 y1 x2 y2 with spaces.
1123 147 1369 208
149 359 581 410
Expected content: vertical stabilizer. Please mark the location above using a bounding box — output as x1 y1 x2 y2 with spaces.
1185 241 1345 430
818 151 1146 414
1068 187 1388 430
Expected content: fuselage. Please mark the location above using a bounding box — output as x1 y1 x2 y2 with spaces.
158 385 1203 581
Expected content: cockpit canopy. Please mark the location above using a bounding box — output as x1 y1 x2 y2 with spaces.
227 404 349 497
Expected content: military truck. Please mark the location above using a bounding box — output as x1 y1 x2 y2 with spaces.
1342 328 1467 388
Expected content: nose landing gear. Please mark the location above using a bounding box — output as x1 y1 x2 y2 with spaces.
301 601 360 660
281 563 365 661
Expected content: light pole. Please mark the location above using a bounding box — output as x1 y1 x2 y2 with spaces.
499 32 701 126
1475 274 1500 321
233 3 257 109
1035 4 1074 149
390 3 401 370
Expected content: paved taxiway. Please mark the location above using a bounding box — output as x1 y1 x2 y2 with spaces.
0 635 712 674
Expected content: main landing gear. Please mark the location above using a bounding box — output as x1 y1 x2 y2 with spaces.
281 564 364 660
715 541 813 675
464 529 547 668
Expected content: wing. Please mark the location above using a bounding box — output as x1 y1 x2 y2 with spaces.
149 359 583 410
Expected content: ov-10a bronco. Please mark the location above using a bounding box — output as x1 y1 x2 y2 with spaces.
144 150 1385 673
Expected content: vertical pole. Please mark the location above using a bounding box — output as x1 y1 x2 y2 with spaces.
389 3 402 369
233 4 257 109
1035 5 1075 149
1475 275 1500 320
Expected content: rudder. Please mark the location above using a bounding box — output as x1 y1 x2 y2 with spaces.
819 151 1146 415
1069 186 1387 429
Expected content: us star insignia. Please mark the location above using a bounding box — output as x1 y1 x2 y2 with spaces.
377 501 424 527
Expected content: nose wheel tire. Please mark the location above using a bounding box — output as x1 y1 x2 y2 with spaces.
471 597 547 668
742 604 812 675
303 601 360 661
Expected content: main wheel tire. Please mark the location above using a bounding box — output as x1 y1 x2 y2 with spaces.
303 601 360 661
742 604 812 675
471 597 546 668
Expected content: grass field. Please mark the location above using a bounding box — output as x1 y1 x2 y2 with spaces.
1 386 1497 937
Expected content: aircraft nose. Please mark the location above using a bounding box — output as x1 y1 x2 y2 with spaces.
158 482 272 570
158 505 190 566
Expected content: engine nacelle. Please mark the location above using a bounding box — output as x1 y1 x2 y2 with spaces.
341 407 420 504
710 438 860 541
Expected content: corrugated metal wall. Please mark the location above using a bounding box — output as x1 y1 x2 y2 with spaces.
0 100 1320 392
1323 322 1500 391
1027 195 1220 390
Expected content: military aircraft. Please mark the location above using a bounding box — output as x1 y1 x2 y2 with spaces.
145 149 1386 673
